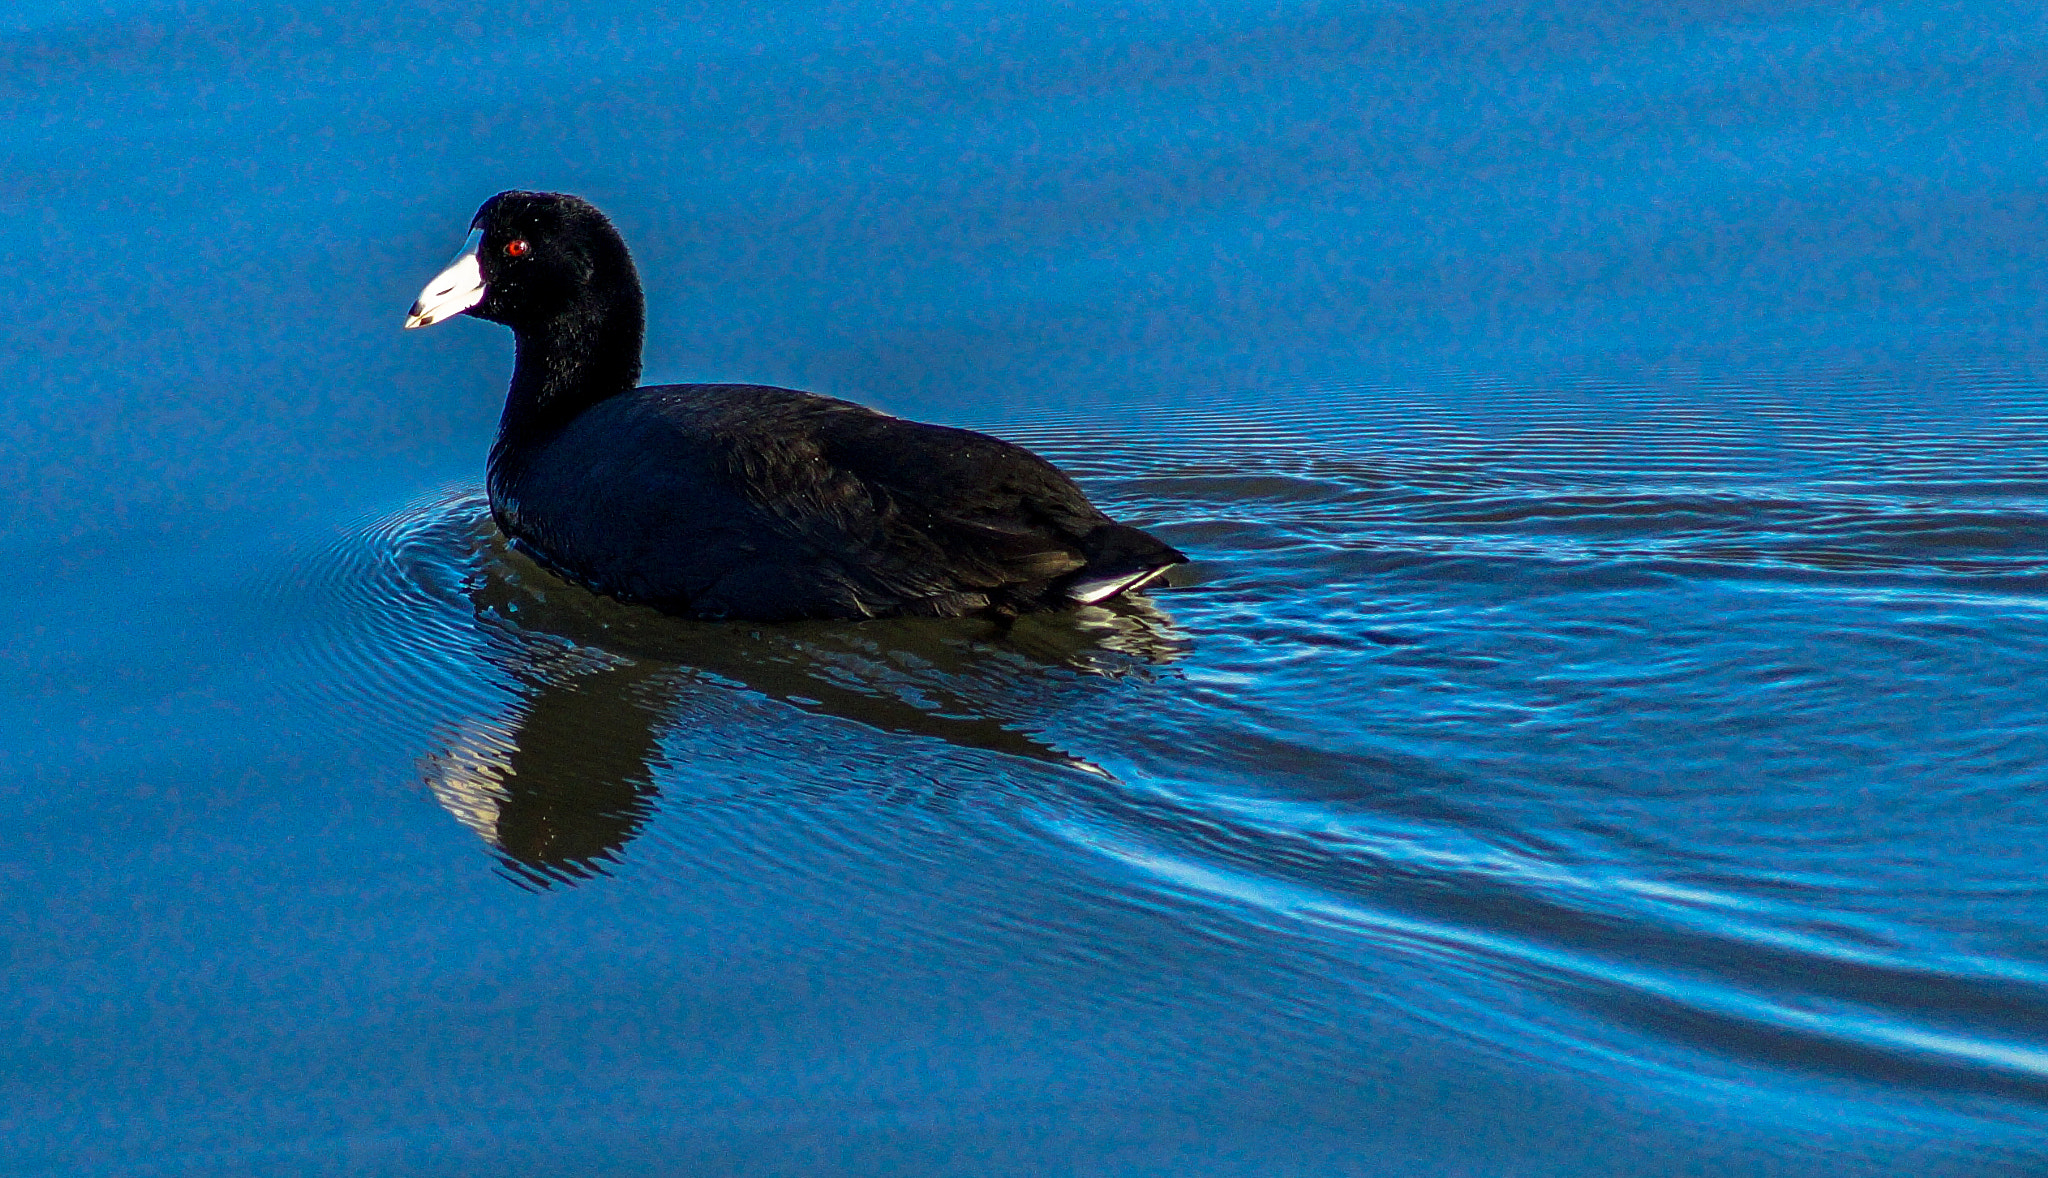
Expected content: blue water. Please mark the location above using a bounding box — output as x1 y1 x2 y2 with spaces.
6 1 2048 1173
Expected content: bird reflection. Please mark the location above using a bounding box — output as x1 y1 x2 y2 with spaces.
423 653 668 889
419 529 1189 889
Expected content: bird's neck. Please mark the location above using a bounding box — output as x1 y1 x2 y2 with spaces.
493 293 645 460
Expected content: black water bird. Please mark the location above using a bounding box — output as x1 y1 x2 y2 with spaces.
405 191 1186 621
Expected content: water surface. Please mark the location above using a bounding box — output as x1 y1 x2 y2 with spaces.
5 2 2048 1174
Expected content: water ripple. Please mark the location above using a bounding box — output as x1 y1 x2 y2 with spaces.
257 377 2048 1137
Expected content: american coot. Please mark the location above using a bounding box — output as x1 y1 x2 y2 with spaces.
405 191 1187 622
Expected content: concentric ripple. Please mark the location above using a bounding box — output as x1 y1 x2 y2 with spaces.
268 487 1191 890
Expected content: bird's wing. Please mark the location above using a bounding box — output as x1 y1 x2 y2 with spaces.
709 394 1100 606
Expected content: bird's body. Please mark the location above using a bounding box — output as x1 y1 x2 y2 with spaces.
493 381 1175 619
408 191 1185 622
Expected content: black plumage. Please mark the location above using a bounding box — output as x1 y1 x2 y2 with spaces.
408 191 1186 621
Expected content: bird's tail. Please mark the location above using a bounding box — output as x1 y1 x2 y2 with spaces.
1061 523 1187 604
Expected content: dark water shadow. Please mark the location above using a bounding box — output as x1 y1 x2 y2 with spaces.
422 528 1191 888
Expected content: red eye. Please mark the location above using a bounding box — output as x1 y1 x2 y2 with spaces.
505 239 530 257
